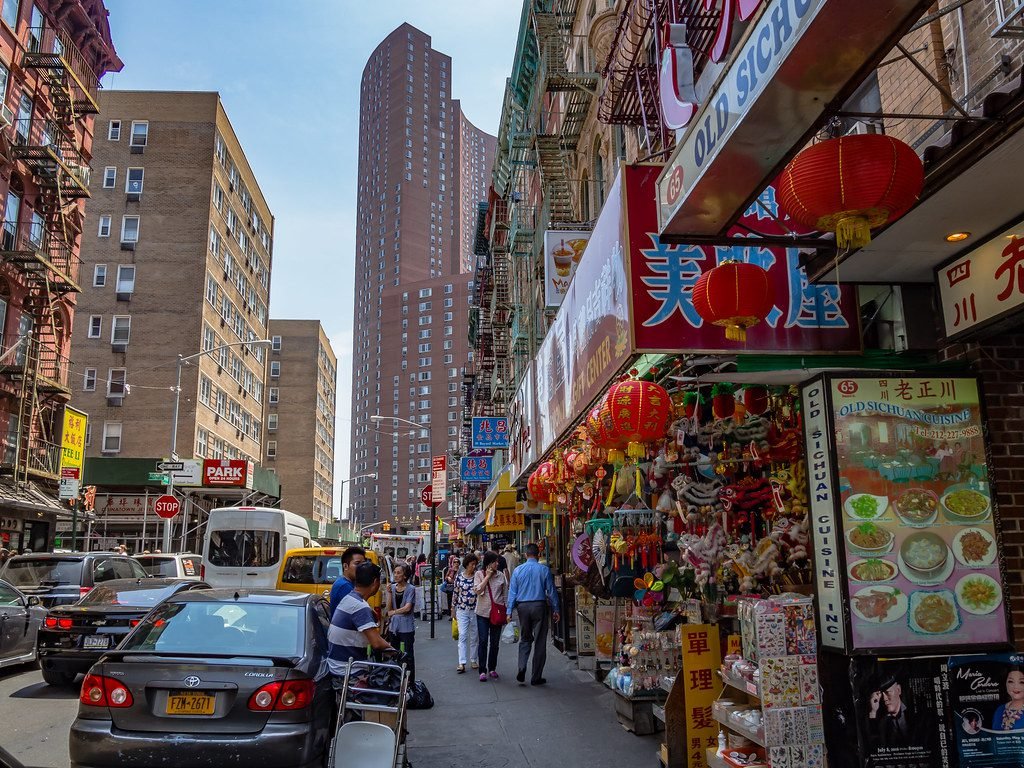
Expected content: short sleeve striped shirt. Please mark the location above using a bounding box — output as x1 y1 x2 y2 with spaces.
327 591 376 676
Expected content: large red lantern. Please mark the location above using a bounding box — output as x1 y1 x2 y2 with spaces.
778 134 924 250
692 260 773 342
598 380 671 459
527 461 557 503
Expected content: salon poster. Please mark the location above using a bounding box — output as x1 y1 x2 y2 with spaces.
829 376 1009 651
949 653 1024 768
843 655 953 768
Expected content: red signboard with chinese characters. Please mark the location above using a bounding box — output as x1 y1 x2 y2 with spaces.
202 459 253 487
626 165 862 353
937 220 1024 341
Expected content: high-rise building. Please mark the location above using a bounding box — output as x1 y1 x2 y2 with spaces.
72 91 274 466
0 2 120 553
348 24 494 530
263 319 337 524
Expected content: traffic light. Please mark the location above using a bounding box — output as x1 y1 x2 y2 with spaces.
420 521 429 531
382 521 391 532
83 486 97 512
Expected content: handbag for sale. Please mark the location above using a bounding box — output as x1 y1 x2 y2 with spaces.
487 579 508 626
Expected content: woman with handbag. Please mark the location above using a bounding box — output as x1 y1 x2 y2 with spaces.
472 551 509 682
385 564 417 680
452 553 479 673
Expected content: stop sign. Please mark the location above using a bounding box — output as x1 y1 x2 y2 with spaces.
154 495 180 519
420 485 432 506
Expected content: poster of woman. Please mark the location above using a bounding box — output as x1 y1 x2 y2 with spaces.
949 654 1024 767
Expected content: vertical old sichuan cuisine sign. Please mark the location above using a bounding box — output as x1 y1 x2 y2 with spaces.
808 375 1010 654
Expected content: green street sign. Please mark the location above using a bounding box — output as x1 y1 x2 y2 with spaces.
147 472 168 483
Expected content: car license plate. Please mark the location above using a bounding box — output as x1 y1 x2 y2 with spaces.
166 692 215 716
83 635 110 649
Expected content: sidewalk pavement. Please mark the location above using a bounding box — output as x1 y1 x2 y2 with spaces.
405 616 660 767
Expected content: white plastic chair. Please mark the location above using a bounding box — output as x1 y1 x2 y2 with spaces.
332 721 397 768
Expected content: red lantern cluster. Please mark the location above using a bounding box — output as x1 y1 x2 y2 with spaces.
595 379 671 459
692 261 773 343
527 461 557 503
778 134 923 250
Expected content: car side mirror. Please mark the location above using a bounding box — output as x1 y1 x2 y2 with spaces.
25 596 40 607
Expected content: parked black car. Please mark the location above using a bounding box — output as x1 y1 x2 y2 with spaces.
0 578 44 670
69 590 334 768
37 578 210 686
0 553 149 608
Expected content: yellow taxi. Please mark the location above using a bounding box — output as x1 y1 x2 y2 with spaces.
276 547 383 610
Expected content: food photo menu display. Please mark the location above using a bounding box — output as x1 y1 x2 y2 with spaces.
830 376 1010 652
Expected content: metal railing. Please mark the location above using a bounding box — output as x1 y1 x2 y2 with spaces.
9 117 91 189
0 219 80 286
0 332 71 390
23 24 101 110
25 437 61 477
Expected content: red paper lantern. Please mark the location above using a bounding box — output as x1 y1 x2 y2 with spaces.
527 461 557 503
692 261 774 342
597 380 671 459
778 134 923 250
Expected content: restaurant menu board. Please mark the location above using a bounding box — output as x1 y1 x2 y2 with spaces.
830 376 1009 652
949 653 1024 768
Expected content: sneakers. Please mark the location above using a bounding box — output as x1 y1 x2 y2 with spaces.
479 673 488 682
531 678 547 686
516 669 526 685
470 661 478 670
457 665 465 674
489 671 499 679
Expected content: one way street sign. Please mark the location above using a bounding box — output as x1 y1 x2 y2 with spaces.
156 461 184 472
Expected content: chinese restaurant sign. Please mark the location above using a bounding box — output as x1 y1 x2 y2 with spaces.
681 624 723 768
460 456 493 484
937 221 1024 341
628 167 861 353
808 374 1010 654
471 417 508 450
59 406 87 475
543 231 590 308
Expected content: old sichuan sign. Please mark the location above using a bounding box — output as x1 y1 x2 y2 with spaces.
626 165 861 353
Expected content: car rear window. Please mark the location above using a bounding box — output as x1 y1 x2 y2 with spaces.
207 530 280 568
80 584 180 607
2 559 83 588
124 601 304 657
136 557 177 577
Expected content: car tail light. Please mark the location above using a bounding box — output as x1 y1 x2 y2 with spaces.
79 586 91 598
80 674 133 708
247 679 314 712
44 616 58 629
57 617 73 630
200 564 205 580
129 619 141 628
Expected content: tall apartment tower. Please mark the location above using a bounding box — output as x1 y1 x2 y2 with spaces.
348 24 494 529
263 319 337 524
72 91 274 465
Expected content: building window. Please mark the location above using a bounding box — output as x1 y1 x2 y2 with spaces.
111 316 131 346
271 335 281 352
212 182 223 211
268 413 278 431
269 387 279 404
267 441 277 458
107 368 127 397
97 215 111 238
102 422 122 453
270 361 280 378
130 120 149 148
103 167 116 188
107 120 121 141
93 264 106 287
116 265 135 294
120 216 140 244
83 368 96 391
87 315 101 338
126 167 144 196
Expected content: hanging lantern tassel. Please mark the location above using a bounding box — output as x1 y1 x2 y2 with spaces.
627 441 646 460
835 214 872 250
692 260 774 344
607 448 626 468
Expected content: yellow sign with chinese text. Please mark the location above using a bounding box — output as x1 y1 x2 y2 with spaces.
681 624 722 768
59 407 88 475
486 491 524 532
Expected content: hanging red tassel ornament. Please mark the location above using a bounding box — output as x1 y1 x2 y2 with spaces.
692 260 774 342
778 134 924 249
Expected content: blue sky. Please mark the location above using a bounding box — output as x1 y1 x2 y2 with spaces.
101 0 521 518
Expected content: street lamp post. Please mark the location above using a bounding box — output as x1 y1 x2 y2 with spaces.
163 339 273 553
371 414 439 639
338 472 377 525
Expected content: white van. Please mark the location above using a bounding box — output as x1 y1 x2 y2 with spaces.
201 506 312 588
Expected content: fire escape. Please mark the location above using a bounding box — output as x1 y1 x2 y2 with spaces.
0 23 96 484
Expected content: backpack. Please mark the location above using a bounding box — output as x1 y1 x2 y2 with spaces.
407 680 434 710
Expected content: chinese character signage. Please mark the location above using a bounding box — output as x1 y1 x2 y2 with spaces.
948 653 1024 768
937 222 1024 341
543 231 590 308
460 456 493 484
681 624 722 768
629 167 862 353
94 495 158 519
485 504 524 533
471 417 508 450
804 374 1010 654
59 406 87 475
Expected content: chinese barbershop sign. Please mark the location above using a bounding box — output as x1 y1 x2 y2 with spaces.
937 222 1024 341
681 624 722 768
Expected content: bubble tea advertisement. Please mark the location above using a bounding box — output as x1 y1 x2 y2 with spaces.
828 376 1010 652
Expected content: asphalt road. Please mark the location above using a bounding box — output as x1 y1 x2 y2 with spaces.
0 663 77 768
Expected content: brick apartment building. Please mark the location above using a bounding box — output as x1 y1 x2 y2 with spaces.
0 0 120 553
72 91 274 467
347 24 494 530
263 319 337 525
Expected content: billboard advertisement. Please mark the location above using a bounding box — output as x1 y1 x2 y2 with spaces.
543 231 590 308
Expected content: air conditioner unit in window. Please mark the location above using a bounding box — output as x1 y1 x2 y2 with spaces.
115 291 132 303
130 143 145 154
846 119 883 136
111 342 127 353
106 395 124 407
120 239 136 251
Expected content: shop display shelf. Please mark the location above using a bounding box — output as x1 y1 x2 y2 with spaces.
719 668 760 698
652 703 665 723
705 749 729 768
712 709 765 747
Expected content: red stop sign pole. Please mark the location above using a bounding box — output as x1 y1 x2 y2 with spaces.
154 494 180 520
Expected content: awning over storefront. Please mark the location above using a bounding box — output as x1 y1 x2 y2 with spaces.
0 478 68 517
